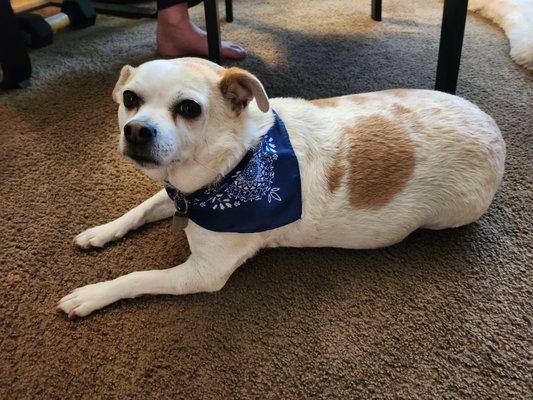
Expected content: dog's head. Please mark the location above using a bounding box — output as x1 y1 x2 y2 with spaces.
112 58 270 173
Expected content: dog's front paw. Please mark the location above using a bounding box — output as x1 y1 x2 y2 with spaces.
74 222 125 249
57 281 118 318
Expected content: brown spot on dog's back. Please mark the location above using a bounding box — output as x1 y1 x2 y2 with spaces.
345 115 415 208
311 97 339 107
328 162 344 192
327 135 345 193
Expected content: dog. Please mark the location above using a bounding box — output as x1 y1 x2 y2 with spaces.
57 58 506 318
468 0 533 70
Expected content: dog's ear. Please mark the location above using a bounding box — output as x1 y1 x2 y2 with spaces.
112 65 135 103
219 67 270 113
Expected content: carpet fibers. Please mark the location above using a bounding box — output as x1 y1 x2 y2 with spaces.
1 0 532 398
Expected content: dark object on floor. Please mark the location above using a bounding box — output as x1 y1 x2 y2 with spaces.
17 0 96 48
62 0 96 27
0 0 31 89
17 13 54 48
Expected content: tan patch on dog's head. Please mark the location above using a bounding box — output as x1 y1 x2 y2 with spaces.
218 67 270 113
112 65 135 103
311 97 339 107
345 115 415 208
327 135 345 193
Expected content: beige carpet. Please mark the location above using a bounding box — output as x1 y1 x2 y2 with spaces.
1 0 532 398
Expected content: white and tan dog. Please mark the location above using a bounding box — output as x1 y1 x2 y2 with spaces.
58 58 505 318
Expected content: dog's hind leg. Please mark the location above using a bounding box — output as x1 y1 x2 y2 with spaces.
74 189 174 249
58 231 261 318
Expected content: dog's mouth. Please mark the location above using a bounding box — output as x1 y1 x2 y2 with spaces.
123 151 181 168
124 152 160 167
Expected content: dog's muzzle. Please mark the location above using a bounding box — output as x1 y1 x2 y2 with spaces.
123 121 158 164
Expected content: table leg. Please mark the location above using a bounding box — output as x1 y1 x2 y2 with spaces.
0 0 32 89
204 0 221 64
371 0 382 21
435 0 468 94
225 0 233 23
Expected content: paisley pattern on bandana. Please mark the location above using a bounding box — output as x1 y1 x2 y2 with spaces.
165 110 302 233
191 136 280 211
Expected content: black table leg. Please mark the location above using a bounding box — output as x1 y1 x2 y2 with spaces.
225 0 233 23
371 0 382 21
204 0 221 64
435 0 468 94
0 0 32 89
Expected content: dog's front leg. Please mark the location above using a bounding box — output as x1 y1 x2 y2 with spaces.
74 189 174 248
58 231 261 318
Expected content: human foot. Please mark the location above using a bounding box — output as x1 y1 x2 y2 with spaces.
157 11 246 60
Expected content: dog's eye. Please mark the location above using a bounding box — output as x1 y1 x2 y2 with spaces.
174 100 201 119
123 90 140 110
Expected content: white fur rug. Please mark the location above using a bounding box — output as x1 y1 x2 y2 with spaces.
468 0 533 70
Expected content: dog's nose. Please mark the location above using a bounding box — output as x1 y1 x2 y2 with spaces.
124 121 157 145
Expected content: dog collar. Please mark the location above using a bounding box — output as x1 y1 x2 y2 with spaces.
165 110 302 233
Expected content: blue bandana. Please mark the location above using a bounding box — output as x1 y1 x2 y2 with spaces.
165 111 302 233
